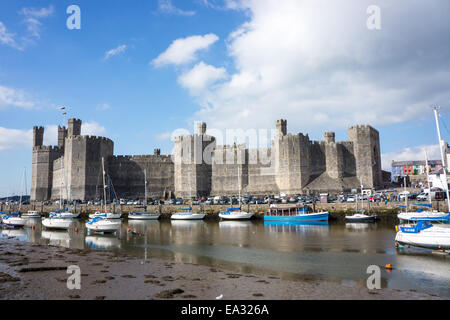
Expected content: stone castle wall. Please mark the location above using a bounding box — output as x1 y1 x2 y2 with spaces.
31 118 383 202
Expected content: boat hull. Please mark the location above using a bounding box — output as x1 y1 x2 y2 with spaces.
86 221 121 234
264 212 329 222
345 214 376 222
219 211 253 220
171 213 206 220
128 212 160 220
2 217 27 227
395 226 450 250
42 218 74 230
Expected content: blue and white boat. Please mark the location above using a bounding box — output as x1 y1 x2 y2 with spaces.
397 204 449 223
2 212 27 228
395 220 450 250
86 217 121 234
264 205 329 222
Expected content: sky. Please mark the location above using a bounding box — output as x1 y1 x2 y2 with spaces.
1 0 450 197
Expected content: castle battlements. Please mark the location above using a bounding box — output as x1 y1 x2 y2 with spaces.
31 117 383 202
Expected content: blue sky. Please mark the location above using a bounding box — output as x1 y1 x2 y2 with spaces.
1 0 450 197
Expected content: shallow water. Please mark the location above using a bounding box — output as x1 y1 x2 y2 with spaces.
1 218 449 297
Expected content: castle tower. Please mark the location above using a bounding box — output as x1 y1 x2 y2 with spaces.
348 125 382 188
276 119 287 136
323 132 343 180
274 119 311 194
58 126 68 149
68 119 82 137
33 126 44 147
174 122 216 197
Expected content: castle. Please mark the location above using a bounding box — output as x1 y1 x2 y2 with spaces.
30 118 382 201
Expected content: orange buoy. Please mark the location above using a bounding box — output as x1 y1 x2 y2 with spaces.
127 228 131 232
385 264 393 270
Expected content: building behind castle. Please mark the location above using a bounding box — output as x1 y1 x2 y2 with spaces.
30 118 383 202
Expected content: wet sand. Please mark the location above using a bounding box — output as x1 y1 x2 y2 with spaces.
0 238 441 300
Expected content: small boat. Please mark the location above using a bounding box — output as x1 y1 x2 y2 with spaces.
219 207 253 220
171 208 206 220
264 205 329 222
2 212 27 228
128 210 160 220
49 209 80 219
21 210 41 218
42 216 74 230
89 211 122 219
395 220 450 250
85 217 121 234
345 213 376 222
397 205 449 223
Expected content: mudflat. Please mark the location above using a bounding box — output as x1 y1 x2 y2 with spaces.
0 238 440 300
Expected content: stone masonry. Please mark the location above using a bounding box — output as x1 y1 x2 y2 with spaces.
31 118 382 201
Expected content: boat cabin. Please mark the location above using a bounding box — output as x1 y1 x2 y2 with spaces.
267 205 311 216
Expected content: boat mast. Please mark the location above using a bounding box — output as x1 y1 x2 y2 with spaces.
360 179 364 212
424 150 432 206
238 165 241 207
404 176 407 213
144 168 148 206
19 167 25 212
102 157 107 213
433 106 450 212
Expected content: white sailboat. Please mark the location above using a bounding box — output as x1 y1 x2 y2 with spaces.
395 107 450 251
129 169 160 220
345 180 376 222
86 157 121 233
171 172 205 220
397 150 449 222
219 166 253 220
20 168 41 218
2 168 27 228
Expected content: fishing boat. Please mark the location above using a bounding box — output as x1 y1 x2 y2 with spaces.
129 169 160 220
219 166 253 220
395 107 450 251
264 205 329 222
171 207 206 220
86 217 121 234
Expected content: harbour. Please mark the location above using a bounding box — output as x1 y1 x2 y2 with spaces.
0 217 449 299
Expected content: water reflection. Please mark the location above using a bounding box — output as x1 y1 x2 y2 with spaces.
86 235 121 250
0 218 449 297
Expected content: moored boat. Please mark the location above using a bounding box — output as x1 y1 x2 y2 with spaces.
85 217 121 234
219 207 253 220
89 211 122 219
395 220 450 250
128 211 160 220
42 214 74 230
345 213 376 222
2 212 27 228
21 210 41 218
264 205 329 222
171 208 206 220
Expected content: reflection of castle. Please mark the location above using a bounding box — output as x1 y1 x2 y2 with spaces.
31 118 382 201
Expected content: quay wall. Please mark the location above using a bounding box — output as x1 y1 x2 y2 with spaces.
3 202 446 222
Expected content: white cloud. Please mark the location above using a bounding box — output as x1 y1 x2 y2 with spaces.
158 0 196 16
166 0 450 135
104 45 127 60
0 122 107 151
20 5 54 39
97 103 111 111
152 34 219 67
0 22 23 50
178 62 228 94
0 127 32 151
0 85 36 109
381 144 441 170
